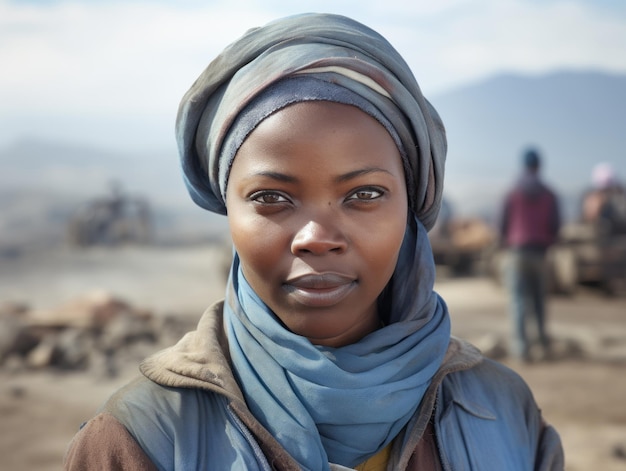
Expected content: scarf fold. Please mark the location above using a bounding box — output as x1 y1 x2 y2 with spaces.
224 217 451 470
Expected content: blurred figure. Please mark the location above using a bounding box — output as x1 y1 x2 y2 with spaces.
581 163 626 235
499 148 561 362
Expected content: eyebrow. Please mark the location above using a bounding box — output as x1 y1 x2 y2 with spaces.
334 167 394 183
248 171 297 183
248 167 393 183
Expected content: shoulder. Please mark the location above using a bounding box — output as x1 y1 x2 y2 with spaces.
436 357 564 469
103 374 231 434
104 375 196 420
545 185 559 201
434 339 538 419
63 412 158 470
65 377 240 470
101 376 233 469
437 341 545 428
457 356 528 386
442 358 537 412
537 181 559 201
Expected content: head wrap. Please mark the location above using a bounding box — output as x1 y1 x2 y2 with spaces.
176 12 447 230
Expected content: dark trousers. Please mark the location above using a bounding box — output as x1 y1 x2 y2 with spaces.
505 249 551 360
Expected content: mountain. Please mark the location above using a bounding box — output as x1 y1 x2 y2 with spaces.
1 138 182 202
429 70 626 220
1 70 625 251
0 138 227 251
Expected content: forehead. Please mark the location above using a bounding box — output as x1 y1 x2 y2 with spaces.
231 101 404 176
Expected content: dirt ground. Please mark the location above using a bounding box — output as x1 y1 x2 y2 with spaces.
0 245 625 470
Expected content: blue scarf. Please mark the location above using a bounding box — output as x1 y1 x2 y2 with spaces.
224 217 451 470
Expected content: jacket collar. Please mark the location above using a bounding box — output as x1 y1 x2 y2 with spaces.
140 301 246 404
140 302 485 469
390 336 483 469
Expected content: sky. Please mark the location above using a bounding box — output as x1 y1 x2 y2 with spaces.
2 0 626 153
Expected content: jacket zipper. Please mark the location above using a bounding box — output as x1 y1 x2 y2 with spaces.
433 391 452 471
228 406 274 471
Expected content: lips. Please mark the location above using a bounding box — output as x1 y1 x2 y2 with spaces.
284 273 356 307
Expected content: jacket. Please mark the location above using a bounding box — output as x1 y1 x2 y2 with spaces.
64 301 564 470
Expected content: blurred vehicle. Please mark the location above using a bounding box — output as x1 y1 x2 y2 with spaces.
547 222 626 295
67 182 153 247
489 221 626 296
547 161 626 294
429 199 496 275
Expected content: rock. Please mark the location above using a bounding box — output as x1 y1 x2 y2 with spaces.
0 301 30 318
28 290 134 329
2 354 27 374
472 333 509 360
612 443 626 460
25 336 57 369
99 311 156 352
552 336 587 360
0 316 40 364
153 314 197 346
0 291 187 373
88 349 118 379
8 385 27 399
53 328 95 370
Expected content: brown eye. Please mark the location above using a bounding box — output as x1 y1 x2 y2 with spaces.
250 191 289 204
348 187 384 201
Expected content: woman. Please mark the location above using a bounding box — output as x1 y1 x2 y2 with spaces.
64 13 563 470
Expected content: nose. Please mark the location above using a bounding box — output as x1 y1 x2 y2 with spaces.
291 217 348 256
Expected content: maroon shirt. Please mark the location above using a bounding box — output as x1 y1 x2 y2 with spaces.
500 173 560 250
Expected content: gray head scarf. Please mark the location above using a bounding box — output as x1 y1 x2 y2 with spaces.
176 12 447 230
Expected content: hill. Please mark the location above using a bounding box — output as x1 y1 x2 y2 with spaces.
0 139 227 252
429 70 626 220
1 70 625 251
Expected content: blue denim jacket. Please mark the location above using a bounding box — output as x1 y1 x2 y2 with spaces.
100 336 563 470
434 358 563 470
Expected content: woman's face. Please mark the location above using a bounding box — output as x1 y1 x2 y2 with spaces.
226 101 408 347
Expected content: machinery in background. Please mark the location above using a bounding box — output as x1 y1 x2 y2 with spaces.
67 182 153 247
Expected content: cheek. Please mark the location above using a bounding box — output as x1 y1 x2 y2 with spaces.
228 215 286 278
364 212 407 277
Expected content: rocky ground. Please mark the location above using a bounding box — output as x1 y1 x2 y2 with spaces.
0 244 625 470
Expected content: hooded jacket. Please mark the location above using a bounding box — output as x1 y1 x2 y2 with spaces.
64 301 563 471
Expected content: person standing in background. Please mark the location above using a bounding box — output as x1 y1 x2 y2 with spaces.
500 148 561 363
582 162 626 235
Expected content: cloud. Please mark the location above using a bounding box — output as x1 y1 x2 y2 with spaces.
0 1 274 115
1 0 625 148
369 0 626 92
